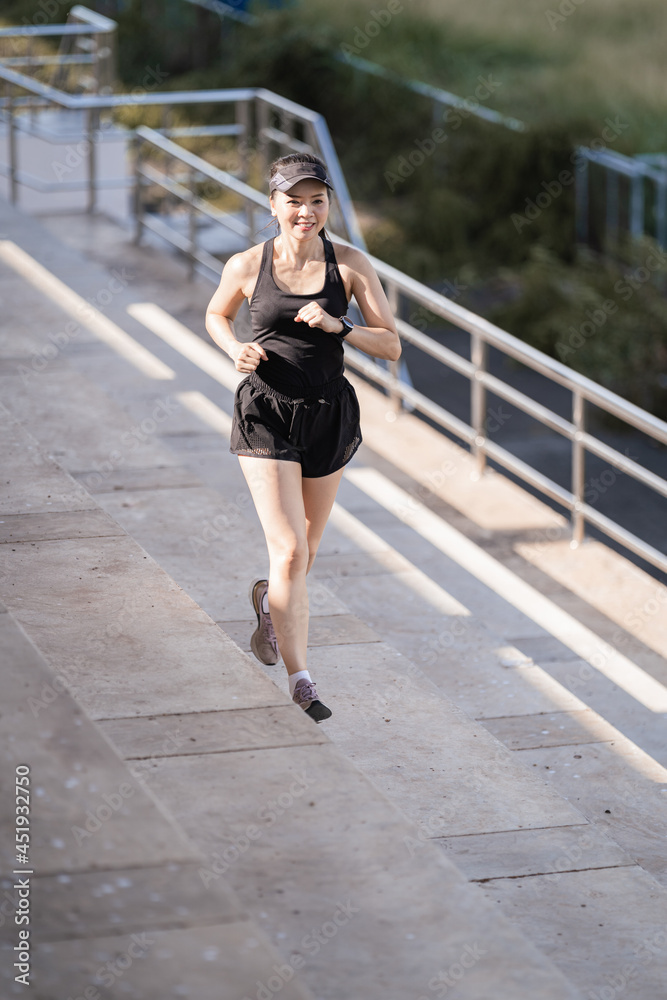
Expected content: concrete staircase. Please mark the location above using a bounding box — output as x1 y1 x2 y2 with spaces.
1 199 667 999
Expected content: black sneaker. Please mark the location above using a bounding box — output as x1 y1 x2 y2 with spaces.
292 678 332 723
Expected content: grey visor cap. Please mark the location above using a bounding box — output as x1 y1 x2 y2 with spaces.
269 162 333 193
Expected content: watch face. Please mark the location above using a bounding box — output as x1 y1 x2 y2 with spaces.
340 316 353 336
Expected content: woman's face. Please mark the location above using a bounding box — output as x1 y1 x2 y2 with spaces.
270 178 330 240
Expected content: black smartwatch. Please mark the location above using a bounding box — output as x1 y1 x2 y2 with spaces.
337 315 354 339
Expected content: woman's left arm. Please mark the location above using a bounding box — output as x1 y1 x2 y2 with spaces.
342 247 402 361
294 246 401 360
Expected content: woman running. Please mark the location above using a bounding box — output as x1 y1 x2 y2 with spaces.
205 152 401 722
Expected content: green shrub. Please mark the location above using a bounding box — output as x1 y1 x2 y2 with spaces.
490 243 667 417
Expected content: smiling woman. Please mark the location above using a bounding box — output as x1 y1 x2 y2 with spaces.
205 151 400 724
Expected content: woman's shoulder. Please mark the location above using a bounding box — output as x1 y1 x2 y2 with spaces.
225 240 268 275
329 239 375 277
223 240 270 296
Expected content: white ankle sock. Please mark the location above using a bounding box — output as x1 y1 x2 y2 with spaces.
261 590 270 614
288 669 311 696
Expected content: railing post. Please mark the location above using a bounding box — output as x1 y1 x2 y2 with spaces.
86 105 97 214
471 333 488 477
571 391 586 547
236 98 250 182
245 200 256 247
386 283 402 413
575 153 589 246
188 166 197 280
7 88 17 205
132 134 143 245
281 111 294 158
256 96 270 181
630 173 644 240
606 167 619 251
656 177 666 252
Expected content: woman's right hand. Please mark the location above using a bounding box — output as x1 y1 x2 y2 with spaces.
230 341 269 373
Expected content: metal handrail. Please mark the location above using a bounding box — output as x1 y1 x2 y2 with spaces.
576 146 667 250
1 12 666 576
0 6 116 95
0 62 364 246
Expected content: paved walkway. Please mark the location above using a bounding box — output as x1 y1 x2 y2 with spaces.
1 200 667 999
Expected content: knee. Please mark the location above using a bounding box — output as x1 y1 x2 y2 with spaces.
272 538 309 577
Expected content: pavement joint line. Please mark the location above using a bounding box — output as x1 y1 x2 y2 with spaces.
121 741 327 760
0 240 177 381
30 913 247 945
344 465 667 713
90 484 204 494
22 859 210 880
471 863 639 883
1 531 128 543
504 740 613 750
476 711 591 721
93 703 292 722
437 823 593 839
281 639 384 650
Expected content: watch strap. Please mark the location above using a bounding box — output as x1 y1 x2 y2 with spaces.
338 315 354 338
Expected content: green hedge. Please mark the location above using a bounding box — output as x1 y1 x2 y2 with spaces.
490 243 667 417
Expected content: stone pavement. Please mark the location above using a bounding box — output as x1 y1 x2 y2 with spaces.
1 198 667 999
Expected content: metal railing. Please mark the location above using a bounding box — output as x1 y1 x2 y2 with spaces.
0 6 116 95
576 146 667 251
1 9 666 578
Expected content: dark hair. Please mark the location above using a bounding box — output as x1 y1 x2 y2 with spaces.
268 152 332 240
268 152 331 198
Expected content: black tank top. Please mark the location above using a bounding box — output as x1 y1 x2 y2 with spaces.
249 233 349 389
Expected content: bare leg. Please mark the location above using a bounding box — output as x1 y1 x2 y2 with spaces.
238 457 309 675
238 458 345 675
303 466 345 574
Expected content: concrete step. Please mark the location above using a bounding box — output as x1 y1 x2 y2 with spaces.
0 603 314 1000
3 198 667 997
0 199 588 1000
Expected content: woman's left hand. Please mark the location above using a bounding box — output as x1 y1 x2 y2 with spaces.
294 301 340 334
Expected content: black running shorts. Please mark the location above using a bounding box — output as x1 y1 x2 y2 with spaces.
230 371 362 478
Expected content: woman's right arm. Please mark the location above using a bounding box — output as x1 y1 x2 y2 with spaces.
205 251 268 373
